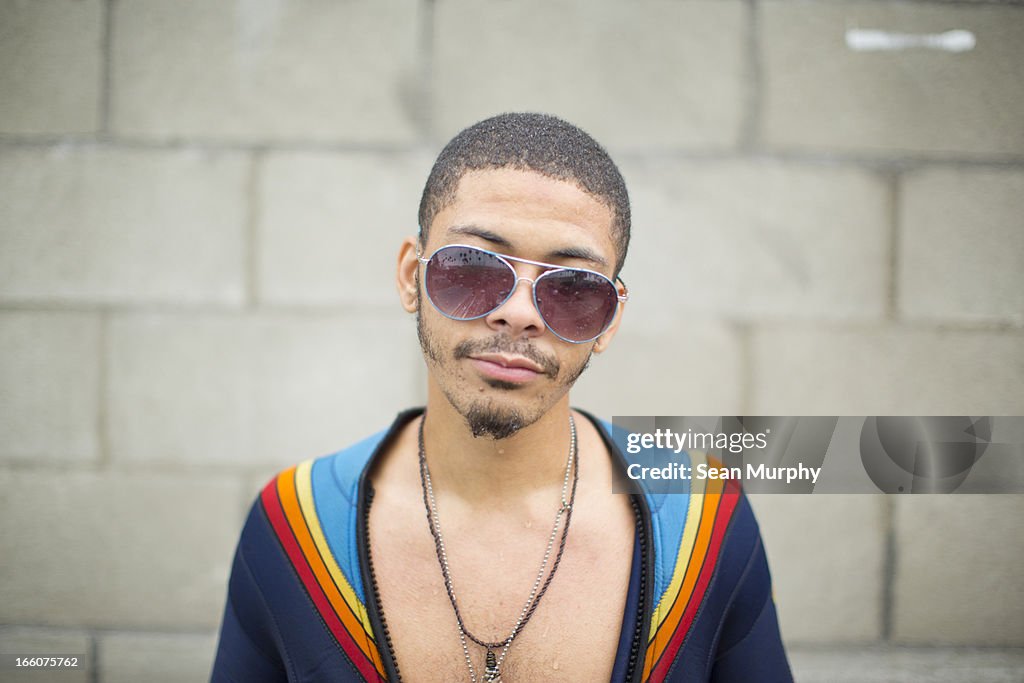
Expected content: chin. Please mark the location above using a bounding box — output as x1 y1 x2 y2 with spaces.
440 384 539 440
465 407 526 440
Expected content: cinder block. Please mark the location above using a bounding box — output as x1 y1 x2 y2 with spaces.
572 322 743 417
257 152 431 305
433 0 747 150
111 0 419 143
0 471 243 628
788 645 1024 683
899 169 1024 325
0 627 92 683
761 2 1024 156
751 327 1024 415
107 312 422 469
0 0 103 135
893 495 1024 645
98 632 217 683
620 159 889 321
0 147 246 305
750 495 886 643
0 312 99 464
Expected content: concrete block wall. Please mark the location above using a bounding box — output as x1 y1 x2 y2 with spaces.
1 1 1022 680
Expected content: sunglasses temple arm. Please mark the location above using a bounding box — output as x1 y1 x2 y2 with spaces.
616 276 629 302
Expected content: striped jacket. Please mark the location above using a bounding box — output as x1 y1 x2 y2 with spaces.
211 409 792 682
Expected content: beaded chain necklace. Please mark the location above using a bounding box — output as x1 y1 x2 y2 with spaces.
417 414 579 682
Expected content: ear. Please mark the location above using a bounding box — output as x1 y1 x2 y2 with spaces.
592 290 626 354
396 236 420 313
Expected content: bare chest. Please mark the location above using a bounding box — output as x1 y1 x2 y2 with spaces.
367 495 636 683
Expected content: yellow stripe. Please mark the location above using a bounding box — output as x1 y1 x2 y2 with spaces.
647 452 708 643
294 459 376 637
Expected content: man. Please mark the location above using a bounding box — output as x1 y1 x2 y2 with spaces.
211 113 792 682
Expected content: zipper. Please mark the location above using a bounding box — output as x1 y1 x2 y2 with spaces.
357 408 653 683
361 485 404 682
626 494 650 682
357 410 423 682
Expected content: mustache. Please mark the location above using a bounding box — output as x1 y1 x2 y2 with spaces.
453 336 560 378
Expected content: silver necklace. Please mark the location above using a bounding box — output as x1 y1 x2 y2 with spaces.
417 414 579 683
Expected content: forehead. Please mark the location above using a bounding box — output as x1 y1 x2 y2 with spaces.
427 168 617 270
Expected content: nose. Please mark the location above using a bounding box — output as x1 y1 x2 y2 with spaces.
483 275 546 339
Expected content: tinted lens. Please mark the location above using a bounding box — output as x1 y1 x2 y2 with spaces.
535 269 619 342
424 246 516 319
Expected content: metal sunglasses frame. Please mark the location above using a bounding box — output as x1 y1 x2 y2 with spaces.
416 243 629 344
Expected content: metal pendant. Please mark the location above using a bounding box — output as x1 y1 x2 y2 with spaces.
483 649 502 682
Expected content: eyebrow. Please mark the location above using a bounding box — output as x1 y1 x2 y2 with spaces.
446 224 609 268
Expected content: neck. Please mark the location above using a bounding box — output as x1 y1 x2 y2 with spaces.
421 381 576 506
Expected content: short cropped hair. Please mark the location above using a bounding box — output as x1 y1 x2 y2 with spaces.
418 113 631 276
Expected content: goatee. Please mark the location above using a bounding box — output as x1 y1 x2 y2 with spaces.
464 402 526 440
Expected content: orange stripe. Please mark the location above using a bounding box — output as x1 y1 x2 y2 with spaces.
648 485 740 681
642 476 724 680
646 472 708 637
295 460 376 636
277 469 387 677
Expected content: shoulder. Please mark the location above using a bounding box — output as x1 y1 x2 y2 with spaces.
231 423 398 623
216 424 399 683
238 422 398 563
264 427 391 504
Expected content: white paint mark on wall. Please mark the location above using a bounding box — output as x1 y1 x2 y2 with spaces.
845 29 976 53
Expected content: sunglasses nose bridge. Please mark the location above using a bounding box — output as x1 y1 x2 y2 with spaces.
513 274 537 288
498 256 541 298
498 273 540 308
485 271 547 334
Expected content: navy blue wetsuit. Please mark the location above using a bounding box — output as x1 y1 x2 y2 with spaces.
211 409 792 682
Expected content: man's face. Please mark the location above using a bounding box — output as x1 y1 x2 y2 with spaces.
407 168 622 439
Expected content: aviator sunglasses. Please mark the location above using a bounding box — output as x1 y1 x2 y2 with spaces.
417 243 628 344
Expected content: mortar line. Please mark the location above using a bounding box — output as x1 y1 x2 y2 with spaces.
854 0 1024 6
2 135 1024 171
0 302 1020 332
0 136 425 155
739 0 762 153
88 630 99 683
735 321 754 415
99 0 115 135
881 496 896 641
886 171 902 322
0 457 270 480
96 309 111 471
0 301 404 319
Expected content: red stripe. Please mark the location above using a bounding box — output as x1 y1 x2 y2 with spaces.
648 482 742 681
261 476 384 681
